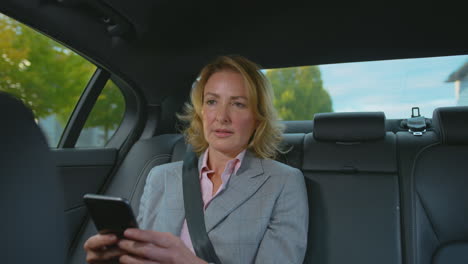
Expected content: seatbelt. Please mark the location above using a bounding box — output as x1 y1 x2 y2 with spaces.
182 151 222 264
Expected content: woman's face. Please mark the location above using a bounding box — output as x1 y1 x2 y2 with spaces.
202 70 258 157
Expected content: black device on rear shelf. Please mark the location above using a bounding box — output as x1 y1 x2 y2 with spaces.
401 107 430 136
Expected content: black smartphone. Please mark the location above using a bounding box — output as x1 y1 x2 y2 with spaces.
83 194 138 237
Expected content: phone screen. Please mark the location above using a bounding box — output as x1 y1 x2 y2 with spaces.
84 194 138 237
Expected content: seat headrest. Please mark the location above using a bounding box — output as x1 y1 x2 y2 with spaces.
313 112 386 142
432 106 468 145
0 92 65 264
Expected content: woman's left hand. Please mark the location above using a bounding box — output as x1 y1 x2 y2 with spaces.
118 228 207 264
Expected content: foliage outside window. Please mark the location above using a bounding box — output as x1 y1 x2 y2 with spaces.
0 14 95 146
266 55 468 120
76 80 125 148
266 66 333 120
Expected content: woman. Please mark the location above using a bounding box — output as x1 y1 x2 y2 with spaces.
84 55 309 264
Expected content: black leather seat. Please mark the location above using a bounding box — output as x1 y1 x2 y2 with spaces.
68 133 186 263
410 106 468 264
0 92 65 264
302 112 402 264
395 121 438 264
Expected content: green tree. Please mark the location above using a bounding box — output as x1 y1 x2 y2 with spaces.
1 14 124 143
266 66 333 120
0 15 94 122
0 17 29 101
83 81 125 142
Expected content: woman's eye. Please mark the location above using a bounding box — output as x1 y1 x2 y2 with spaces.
206 99 216 105
233 102 246 108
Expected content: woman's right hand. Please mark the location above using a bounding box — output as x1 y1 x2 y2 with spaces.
84 234 125 263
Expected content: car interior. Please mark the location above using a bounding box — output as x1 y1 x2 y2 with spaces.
1 0 467 264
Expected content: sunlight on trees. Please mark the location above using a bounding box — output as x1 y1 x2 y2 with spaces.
266 66 333 120
0 14 125 145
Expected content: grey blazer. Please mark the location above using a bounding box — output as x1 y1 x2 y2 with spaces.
138 151 309 264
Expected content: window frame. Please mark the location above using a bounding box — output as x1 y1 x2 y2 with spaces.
58 68 109 148
57 68 143 149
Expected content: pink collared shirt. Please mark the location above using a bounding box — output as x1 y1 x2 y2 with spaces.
180 149 246 253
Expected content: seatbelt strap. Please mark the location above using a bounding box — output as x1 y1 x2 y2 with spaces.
182 151 222 264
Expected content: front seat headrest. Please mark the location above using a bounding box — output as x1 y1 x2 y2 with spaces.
0 92 65 264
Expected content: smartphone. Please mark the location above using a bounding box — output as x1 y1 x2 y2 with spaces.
83 194 138 237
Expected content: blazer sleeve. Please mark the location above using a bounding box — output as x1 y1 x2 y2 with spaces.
137 165 165 230
254 168 309 264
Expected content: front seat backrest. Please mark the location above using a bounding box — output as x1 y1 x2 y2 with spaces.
0 92 65 264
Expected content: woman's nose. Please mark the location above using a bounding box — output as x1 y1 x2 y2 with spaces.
216 105 230 124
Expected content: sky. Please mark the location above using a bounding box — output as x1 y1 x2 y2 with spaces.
319 55 468 118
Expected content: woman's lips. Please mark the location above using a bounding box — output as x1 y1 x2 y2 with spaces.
214 129 233 138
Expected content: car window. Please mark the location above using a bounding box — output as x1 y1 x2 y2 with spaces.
1 13 127 148
0 13 96 147
76 79 125 148
266 54 468 120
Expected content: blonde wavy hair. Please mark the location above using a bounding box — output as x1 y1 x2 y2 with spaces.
178 55 284 159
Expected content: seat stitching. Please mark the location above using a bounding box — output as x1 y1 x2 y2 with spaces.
437 110 445 143
416 191 441 243
410 142 441 264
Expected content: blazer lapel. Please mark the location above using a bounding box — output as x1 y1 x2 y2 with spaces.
204 151 270 233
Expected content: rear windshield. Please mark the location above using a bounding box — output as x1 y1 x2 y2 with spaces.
266 54 468 120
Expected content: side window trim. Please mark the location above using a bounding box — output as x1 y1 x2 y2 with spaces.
59 68 110 148
104 74 144 149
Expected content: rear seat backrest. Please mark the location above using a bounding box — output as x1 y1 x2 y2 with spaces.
411 106 468 264
277 133 306 169
396 123 438 264
303 112 402 264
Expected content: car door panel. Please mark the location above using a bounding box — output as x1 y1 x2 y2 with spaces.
52 148 117 249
